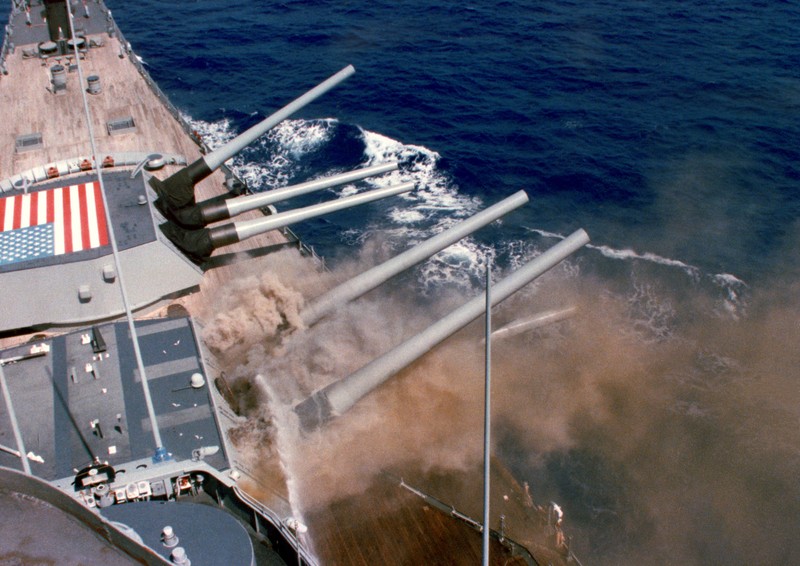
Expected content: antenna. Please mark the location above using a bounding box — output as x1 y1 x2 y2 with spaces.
482 258 492 565
65 1 166 462
0 361 31 474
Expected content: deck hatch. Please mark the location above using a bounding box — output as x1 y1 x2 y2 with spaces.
107 116 137 135
15 133 43 153
0 317 228 479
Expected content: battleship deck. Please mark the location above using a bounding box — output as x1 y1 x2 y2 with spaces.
0 3 576 565
0 9 293 335
0 317 228 480
307 473 546 565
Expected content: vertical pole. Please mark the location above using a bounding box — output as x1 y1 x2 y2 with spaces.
0 363 31 475
482 259 492 565
65 2 165 460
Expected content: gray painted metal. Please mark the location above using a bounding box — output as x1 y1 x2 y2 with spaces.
295 229 590 430
222 161 398 219
0 317 226 479
0 466 169 564
102 501 255 566
0 152 188 192
0 238 203 333
233 182 414 241
301 190 530 326
0 363 30 474
5 0 107 49
203 65 356 171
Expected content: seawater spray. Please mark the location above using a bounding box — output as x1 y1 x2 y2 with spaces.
253 375 322 564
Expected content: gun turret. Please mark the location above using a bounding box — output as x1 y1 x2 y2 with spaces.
45 0 71 44
168 162 399 228
294 229 590 431
162 182 414 263
150 65 356 220
301 190 530 326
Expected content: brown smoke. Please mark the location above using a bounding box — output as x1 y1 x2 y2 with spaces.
201 249 324 359
212 245 800 564
489 278 800 565
235 266 590 509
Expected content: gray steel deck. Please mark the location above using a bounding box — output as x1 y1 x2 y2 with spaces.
0 316 227 481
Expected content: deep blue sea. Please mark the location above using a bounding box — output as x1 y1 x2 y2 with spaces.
106 1 798 563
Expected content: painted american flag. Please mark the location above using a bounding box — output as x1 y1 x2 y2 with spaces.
0 181 109 266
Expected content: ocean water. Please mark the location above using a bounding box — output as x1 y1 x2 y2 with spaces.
106 1 799 563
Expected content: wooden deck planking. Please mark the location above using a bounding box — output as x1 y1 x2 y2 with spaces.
300 461 576 566
306 474 527 566
0 34 293 320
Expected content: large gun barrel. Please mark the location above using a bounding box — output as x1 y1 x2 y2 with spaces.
300 190 530 326
150 65 356 213
489 306 577 341
199 162 399 224
162 182 414 262
295 229 590 431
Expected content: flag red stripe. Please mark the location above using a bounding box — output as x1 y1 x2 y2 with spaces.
63 186 73 254
78 183 90 251
29 191 38 226
1 183 110 256
93 182 109 246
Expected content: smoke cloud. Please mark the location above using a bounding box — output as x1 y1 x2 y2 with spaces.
209 245 800 565
490 276 800 565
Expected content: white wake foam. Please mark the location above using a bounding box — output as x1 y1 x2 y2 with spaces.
182 114 559 292
183 115 338 191
525 227 750 320
358 128 521 292
591 244 701 279
182 113 237 148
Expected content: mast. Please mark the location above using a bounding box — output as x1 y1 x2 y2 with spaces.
482 259 492 565
65 0 166 461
